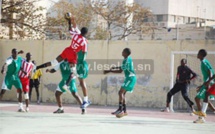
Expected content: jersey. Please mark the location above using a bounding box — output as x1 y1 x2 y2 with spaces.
54 61 71 80
69 27 87 53
176 65 196 82
121 56 136 78
201 58 215 82
5 56 22 76
31 69 42 79
77 51 87 63
19 59 34 78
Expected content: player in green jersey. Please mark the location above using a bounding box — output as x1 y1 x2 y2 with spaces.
46 59 85 114
76 50 91 108
104 48 136 118
193 49 215 123
0 48 25 112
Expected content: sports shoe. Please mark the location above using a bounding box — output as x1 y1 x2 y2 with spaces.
111 109 122 115
18 108 25 112
25 107 29 112
81 109 86 115
37 100 40 105
116 111 127 118
82 100 91 108
193 117 205 123
53 109 64 114
161 107 170 112
193 111 207 117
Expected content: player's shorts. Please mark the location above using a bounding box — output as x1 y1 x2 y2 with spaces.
121 76 136 92
30 79 40 89
20 77 30 92
196 85 215 99
207 83 215 96
60 47 77 64
56 79 77 93
77 61 88 79
1 74 22 91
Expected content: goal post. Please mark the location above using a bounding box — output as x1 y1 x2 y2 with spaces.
170 51 215 111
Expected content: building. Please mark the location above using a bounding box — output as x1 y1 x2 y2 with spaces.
135 0 215 28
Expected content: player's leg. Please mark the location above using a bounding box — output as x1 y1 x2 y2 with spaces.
180 84 195 112
122 91 127 115
54 90 64 113
0 89 6 100
69 79 85 114
36 55 63 70
29 79 33 101
79 78 91 108
14 77 25 112
20 78 30 112
162 83 181 112
35 79 40 104
53 80 67 113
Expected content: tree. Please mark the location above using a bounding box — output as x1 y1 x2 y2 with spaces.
1 0 47 40
87 0 154 40
46 0 94 40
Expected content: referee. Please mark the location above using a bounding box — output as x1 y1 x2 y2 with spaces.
29 60 42 104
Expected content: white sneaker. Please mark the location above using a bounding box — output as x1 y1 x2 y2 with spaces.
26 107 29 112
161 107 170 112
193 117 205 123
18 108 25 112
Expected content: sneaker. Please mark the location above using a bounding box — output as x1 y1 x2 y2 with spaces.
18 108 25 112
81 109 86 115
161 107 170 112
116 111 126 118
53 109 64 114
26 107 29 112
193 117 205 123
111 109 122 115
37 100 40 105
82 100 91 108
193 111 207 117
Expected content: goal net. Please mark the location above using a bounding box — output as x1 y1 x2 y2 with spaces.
170 51 215 111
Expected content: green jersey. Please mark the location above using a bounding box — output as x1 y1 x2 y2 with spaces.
77 51 87 63
54 61 71 80
121 56 135 78
5 56 22 76
201 58 215 82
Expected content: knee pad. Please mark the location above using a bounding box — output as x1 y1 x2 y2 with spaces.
51 59 58 66
24 93 29 100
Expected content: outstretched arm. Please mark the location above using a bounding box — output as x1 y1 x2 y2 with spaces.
104 66 123 74
46 69 56 73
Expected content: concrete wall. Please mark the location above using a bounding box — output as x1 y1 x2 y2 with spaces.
0 40 215 109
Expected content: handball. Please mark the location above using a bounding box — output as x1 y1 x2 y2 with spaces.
65 12 72 20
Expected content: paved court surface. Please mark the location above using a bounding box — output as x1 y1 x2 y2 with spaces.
0 102 214 134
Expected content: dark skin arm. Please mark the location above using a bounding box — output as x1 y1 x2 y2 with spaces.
104 66 123 74
1 63 6 74
18 50 24 54
46 69 56 73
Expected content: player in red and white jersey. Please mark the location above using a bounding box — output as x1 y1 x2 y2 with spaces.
36 15 88 90
18 52 34 112
36 15 88 69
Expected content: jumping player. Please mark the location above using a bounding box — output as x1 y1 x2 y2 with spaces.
18 53 34 112
0 49 24 112
161 59 197 113
104 48 136 118
36 15 88 90
193 49 215 123
46 59 85 114
77 50 91 108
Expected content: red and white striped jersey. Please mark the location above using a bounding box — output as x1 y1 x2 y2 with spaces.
69 27 88 53
19 60 34 78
